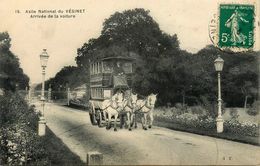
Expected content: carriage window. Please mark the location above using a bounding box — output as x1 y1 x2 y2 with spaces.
102 61 113 73
90 64 92 75
99 62 101 73
97 62 100 73
99 88 102 98
97 62 99 73
90 63 93 75
123 62 132 73
98 62 102 73
101 89 103 98
95 63 97 74
104 89 111 98
96 63 98 74
91 88 104 99
91 88 93 97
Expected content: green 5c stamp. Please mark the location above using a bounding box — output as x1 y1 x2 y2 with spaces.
218 4 255 50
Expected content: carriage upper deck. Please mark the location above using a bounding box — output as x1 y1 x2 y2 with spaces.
89 56 135 100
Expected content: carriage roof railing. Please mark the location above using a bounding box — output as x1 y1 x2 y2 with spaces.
100 56 135 61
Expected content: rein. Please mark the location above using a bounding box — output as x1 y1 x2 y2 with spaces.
102 104 118 111
102 99 119 111
135 98 154 113
123 99 135 110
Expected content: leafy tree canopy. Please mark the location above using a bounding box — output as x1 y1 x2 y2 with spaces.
0 32 29 91
49 8 258 107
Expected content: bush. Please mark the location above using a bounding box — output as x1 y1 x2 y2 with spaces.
198 95 227 118
224 120 258 137
189 106 208 115
155 110 258 137
0 92 49 165
247 100 260 116
175 103 187 111
154 106 181 117
229 108 239 121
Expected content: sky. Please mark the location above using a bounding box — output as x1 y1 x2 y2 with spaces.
0 0 259 84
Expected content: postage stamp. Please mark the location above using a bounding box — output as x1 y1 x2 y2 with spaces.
218 4 255 50
209 3 257 52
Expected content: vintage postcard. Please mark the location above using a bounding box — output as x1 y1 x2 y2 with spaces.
0 0 259 165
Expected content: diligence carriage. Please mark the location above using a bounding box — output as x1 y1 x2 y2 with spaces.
88 56 135 127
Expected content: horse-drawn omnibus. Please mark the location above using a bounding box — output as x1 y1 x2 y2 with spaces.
88 56 135 127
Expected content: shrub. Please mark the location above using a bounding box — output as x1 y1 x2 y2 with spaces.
155 110 258 137
174 103 186 110
163 107 173 116
0 92 49 165
229 108 239 121
247 100 260 116
198 95 227 118
166 102 172 108
224 120 258 137
189 105 208 115
154 106 182 117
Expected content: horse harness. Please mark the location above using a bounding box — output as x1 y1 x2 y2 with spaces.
135 97 154 114
102 104 118 111
102 99 125 112
123 98 135 110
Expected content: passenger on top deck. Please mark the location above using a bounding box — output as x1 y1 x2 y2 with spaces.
114 62 124 76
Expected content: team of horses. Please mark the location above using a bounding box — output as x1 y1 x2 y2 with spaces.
98 92 157 131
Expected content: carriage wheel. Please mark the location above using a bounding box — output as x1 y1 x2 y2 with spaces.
89 103 97 125
89 112 97 125
96 110 103 128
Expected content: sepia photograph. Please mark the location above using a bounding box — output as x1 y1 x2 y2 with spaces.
0 0 259 165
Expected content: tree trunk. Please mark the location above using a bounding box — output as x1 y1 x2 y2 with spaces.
182 90 185 107
244 95 248 108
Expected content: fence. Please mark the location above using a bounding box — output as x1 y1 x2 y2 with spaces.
21 88 88 107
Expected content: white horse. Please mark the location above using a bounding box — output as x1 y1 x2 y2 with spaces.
102 92 125 131
132 93 157 130
119 93 138 131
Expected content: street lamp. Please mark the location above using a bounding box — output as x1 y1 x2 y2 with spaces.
39 49 49 136
214 55 224 133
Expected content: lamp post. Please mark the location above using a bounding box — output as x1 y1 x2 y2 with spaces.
38 49 49 136
214 55 224 133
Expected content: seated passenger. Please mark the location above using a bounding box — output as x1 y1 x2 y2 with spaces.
114 62 124 76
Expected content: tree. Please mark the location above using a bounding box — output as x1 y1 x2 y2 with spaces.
193 45 258 107
76 9 181 105
74 9 258 108
0 32 29 91
36 66 87 91
241 81 256 108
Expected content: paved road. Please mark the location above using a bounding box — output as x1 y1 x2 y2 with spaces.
35 102 260 165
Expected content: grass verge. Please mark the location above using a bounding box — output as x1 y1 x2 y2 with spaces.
154 116 259 146
42 127 85 166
